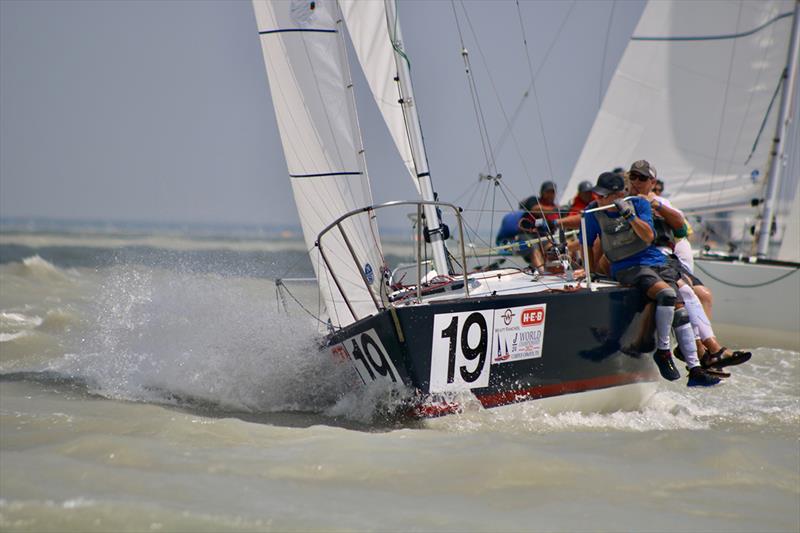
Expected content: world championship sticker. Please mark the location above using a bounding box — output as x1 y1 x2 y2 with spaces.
491 305 546 363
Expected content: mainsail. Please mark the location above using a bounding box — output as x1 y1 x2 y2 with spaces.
564 0 797 218
252 0 384 327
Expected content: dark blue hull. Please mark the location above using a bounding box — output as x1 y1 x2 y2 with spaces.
327 285 659 418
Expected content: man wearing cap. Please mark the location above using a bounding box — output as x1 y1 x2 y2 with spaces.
581 172 720 386
551 181 598 231
628 160 751 372
522 181 560 223
568 180 597 216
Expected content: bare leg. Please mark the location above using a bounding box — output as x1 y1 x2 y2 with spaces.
693 285 713 319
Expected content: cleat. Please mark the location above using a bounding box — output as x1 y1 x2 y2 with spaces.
653 349 681 381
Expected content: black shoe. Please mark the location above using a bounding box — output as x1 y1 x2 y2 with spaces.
653 349 681 381
687 366 722 387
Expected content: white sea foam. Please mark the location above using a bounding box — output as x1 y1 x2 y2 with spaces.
0 312 43 329
48 265 356 414
0 331 30 343
14 255 73 282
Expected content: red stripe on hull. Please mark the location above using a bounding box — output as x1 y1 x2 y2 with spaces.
475 372 656 409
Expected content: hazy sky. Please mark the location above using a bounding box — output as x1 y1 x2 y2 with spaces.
0 0 644 228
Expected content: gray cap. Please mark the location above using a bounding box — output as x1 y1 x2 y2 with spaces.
630 159 657 179
578 180 593 193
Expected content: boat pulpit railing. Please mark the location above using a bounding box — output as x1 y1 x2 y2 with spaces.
580 196 637 292
315 200 469 321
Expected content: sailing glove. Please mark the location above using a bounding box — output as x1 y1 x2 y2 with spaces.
613 199 634 219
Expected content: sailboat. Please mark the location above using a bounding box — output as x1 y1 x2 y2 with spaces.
564 0 800 349
251 0 661 418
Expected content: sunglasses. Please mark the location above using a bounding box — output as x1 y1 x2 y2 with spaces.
630 173 652 182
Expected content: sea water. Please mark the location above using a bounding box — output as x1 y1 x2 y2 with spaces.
0 225 798 532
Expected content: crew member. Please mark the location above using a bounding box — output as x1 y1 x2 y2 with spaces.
627 160 750 371
568 180 597 216
581 172 720 387
496 201 548 270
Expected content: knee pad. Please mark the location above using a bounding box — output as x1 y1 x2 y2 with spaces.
672 306 690 328
655 287 677 307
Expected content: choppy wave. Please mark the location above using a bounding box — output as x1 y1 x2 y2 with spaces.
1 251 797 431
6 255 75 282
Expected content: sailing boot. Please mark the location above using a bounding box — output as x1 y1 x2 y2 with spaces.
687 366 722 387
653 349 680 381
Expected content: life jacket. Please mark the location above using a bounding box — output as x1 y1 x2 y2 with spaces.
652 216 675 248
594 201 651 262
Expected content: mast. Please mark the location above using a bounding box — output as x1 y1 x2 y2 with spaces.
383 0 450 276
757 0 800 258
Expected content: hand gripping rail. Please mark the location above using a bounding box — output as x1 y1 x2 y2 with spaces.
315 200 468 322
580 196 637 292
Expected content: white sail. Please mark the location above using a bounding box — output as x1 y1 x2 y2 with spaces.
252 0 384 327
339 0 450 276
778 191 800 262
564 0 796 214
338 0 418 191
777 74 800 262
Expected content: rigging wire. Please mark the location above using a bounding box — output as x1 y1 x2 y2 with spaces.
277 279 330 327
515 0 555 183
458 1 534 189
450 1 571 252
744 73 785 165
486 1 576 170
716 9 783 173
450 0 498 176
706 3 744 208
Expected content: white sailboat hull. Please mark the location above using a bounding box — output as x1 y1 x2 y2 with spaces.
693 258 800 350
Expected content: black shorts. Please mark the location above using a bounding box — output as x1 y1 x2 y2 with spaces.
666 255 704 286
614 264 683 302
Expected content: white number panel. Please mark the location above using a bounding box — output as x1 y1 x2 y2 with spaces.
336 328 400 385
430 310 494 393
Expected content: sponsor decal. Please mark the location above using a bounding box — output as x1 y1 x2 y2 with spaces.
521 307 545 326
364 263 374 284
492 304 547 363
291 0 318 25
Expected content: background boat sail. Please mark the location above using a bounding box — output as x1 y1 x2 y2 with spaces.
563 0 800 349
251 0 662 418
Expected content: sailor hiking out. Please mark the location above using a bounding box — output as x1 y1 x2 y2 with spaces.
581 172 720 387
627 160 752 373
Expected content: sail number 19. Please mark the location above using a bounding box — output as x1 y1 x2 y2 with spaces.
430 310 493 392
